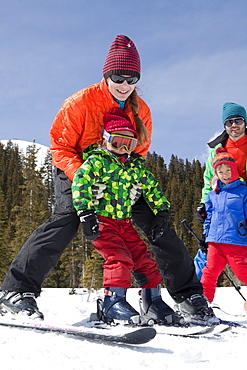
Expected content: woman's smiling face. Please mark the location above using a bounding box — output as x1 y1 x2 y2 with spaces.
106 75 136 101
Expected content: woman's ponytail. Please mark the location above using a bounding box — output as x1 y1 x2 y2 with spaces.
128 90 149 146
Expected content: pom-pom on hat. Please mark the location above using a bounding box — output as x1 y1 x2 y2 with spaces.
212 147 239 182
222 102 247 124
103 35 141 80
103 107 138 138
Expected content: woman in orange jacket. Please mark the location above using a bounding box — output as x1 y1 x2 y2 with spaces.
0 35 216 325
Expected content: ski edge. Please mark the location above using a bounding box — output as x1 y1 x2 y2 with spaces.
0 321 156 345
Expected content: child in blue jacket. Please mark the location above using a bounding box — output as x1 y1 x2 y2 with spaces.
202 147 247 302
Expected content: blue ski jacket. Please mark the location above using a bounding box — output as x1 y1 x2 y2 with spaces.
204 178 247 247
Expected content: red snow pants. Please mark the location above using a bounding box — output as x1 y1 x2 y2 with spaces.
201 242 247 302
92 216 162 289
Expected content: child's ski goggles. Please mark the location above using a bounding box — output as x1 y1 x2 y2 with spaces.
103 130 138 152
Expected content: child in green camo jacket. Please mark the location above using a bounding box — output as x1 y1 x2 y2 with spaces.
71 107 182 325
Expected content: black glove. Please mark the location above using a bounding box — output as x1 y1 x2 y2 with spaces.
196 203 207 224
149 210 170 243
77 210 100 241
198 234 208 253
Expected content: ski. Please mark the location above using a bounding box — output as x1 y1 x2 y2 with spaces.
154 322 233 338
219 319 247 329
90 321 230 339
210 304 247 318
0 320 156 345
88 299 233 339
211 324 232 336
155 325 215 338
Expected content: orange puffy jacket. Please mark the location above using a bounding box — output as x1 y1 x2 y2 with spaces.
50 79 152 181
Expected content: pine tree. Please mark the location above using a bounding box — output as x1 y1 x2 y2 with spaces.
81 248 104 291
40 150 54 213
0 142 25 281
146 152 205 259
0 188 9 281
145 152 167 191
8 142 50 257
0 141 23 217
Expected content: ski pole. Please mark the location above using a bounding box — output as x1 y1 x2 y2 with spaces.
181 219 247 302
181 219 201 243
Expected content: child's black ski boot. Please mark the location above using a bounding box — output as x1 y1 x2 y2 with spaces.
141 284 184 325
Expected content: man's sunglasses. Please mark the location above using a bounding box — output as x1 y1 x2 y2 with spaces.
110 74 139 85
224 117 245 127
103 130 138 152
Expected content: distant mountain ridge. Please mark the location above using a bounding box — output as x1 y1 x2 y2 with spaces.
0 139 50 169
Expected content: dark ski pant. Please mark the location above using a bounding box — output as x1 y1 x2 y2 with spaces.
1 168 202 303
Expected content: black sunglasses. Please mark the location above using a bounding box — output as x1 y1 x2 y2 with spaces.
224 117 245 127
110 74 139 85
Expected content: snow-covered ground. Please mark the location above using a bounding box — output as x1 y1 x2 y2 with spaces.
1 287 247 370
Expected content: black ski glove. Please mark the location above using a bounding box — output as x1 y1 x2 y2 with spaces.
149 210 170 243
198 234 208 253
196 203 207 224
77 210 100 241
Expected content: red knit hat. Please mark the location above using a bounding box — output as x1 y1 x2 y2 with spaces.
103 107 138 138
211 147 239 191
103 35 141 80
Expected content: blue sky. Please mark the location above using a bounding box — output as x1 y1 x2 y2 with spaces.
1 0 247 164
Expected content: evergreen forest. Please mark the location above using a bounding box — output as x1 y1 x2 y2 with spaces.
0 141 240 292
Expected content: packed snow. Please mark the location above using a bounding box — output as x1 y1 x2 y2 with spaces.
1 286 247 370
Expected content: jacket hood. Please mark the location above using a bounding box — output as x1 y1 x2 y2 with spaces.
216 178 246 191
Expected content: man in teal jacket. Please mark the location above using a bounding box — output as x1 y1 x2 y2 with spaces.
196 102 247 223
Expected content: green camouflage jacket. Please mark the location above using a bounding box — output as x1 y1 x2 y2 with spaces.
201 143 223 203
72 145 170 220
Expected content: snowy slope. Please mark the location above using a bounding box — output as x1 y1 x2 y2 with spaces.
1 287 247 370
0 139 50 169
